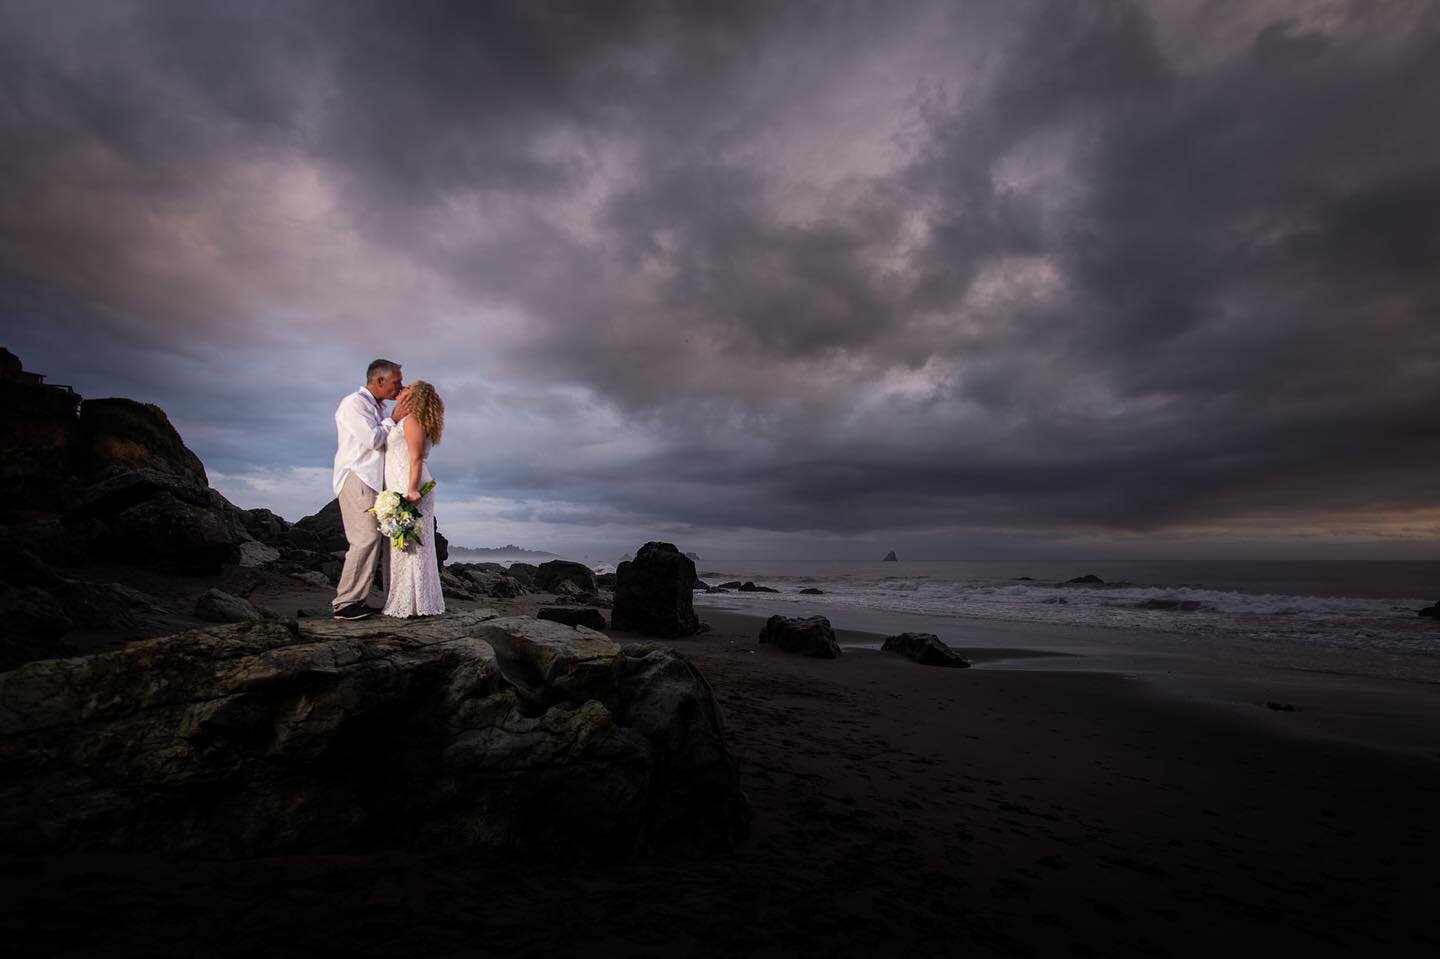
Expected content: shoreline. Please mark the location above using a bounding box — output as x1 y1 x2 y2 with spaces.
696 604 1440 761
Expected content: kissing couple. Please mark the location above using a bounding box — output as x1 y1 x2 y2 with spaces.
330 358 447 620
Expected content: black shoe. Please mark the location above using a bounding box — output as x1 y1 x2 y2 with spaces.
365 604 385 616
332 603 374 621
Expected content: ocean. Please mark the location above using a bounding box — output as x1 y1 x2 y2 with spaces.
685 559 1440 683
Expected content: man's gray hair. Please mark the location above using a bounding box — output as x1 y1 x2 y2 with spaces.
367 358 401 382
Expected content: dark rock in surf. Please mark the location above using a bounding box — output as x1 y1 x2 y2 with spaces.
759 615 839 659
881 632 971 668
738 582 778 593
1418 601 1440 619
1064 574 1105 585
799 587 825 595
882 551 898 562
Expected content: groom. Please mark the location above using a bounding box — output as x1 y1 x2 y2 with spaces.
331 358 412 620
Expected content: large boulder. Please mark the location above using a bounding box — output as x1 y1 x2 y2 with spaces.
881 632 971 668
611 542 702 639
1419 601 1440 619
534 560 598 595
759 615 840 659
0 612 748 859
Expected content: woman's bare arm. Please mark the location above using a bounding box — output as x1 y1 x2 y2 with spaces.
404 416 426 502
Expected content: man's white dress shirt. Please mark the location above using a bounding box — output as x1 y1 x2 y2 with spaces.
333 388 395 496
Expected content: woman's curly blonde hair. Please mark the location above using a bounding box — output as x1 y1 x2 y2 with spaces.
406 381 445 444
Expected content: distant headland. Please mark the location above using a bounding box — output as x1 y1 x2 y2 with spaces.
447 544 560 560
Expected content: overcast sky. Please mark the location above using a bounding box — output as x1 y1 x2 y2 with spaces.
2 0 1438 561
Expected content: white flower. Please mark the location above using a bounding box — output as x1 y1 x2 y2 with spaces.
374 490 404 520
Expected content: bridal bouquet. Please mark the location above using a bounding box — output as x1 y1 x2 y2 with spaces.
368 480 436 551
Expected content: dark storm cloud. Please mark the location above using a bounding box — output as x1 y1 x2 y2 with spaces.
1 0 1437 550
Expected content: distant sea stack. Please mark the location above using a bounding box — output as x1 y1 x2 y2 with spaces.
882 551 898 562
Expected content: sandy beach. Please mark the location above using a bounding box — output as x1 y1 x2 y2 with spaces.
3 567 1438 957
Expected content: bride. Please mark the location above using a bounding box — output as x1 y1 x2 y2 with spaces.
383 380 446 618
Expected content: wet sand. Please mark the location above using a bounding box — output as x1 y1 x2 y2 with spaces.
4 580 1439 956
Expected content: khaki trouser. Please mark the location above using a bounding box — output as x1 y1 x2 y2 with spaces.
332 472 388 610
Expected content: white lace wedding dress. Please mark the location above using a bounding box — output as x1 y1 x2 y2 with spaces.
381 418 445 617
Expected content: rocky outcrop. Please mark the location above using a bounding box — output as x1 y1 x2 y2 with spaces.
1419 601 1440 619
881 632 971 668
0 381 251 572
534 560 598 595
738 581 779 593
799 587 825 595
537 607 608 630
78 397 208 484
0 611 749 859
882 551 897 562
611 542 702 639
1064 574 1105 585
759 615 840 659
